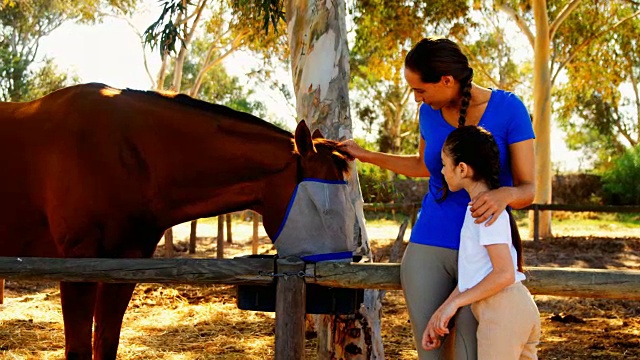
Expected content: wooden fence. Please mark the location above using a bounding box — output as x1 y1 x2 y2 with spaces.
1 256 640 358
363 203 640 241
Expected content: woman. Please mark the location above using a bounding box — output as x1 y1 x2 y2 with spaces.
339 37 535 359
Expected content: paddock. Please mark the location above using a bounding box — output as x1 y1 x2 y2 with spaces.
1 218 639 359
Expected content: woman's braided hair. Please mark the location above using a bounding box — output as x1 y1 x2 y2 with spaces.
443 126 524 271
404 37 474 127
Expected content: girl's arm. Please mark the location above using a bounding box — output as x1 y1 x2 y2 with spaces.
427 244 515 336
338 137 430 178
422 286 462 350
470 139 535 225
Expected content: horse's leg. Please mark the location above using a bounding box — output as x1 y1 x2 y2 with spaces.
60 281 98 360
92 226 160 360
93 282 137 360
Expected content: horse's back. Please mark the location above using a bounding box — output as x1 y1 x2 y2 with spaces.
0 83 157 257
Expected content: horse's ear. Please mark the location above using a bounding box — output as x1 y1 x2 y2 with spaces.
295 120 315 156
311 128 324 139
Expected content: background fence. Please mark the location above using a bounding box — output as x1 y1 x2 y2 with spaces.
362 203 640 241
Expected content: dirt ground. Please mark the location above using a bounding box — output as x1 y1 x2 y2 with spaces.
0 215 639 359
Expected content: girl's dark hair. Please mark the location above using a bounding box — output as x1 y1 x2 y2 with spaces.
442 126 524 271
405 37 474 127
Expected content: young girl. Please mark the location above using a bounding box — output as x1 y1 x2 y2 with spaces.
422 126 541 359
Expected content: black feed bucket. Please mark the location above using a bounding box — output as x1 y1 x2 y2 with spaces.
235 255 364 315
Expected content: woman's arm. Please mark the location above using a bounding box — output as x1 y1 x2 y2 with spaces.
339 137 430 178
427 244 515 335
470 139 535 225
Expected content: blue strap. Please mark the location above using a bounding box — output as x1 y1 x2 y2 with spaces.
302 178 348 185
301 251 353 263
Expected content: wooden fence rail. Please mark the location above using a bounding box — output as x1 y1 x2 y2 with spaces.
2 256 639 299
2 256 640 357
363 203 640 241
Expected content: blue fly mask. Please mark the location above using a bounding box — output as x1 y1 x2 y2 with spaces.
272 179 356 262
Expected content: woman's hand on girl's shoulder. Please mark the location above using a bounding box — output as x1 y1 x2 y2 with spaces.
469 187 513 226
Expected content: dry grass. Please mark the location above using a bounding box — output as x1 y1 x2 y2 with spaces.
0 218 639 359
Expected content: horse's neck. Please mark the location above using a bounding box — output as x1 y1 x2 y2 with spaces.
148 109 295 228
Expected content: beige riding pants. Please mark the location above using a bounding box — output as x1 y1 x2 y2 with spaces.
471 281 541 360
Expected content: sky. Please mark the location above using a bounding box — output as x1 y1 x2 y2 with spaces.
36 2 586 172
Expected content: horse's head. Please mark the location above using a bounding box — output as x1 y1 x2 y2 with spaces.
293 120 351 182
268 121 356 262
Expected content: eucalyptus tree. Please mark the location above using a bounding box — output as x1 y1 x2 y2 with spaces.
492 0 640 238
0 0 136 101
283 2 384 357
555 3 640 166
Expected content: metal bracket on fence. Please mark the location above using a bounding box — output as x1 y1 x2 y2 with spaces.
258 270 316 279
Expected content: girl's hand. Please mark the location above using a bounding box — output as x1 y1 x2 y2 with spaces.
431 302 458 336
469 187 513 226
337 139 367 161
422 301 459 350
421 324 441 351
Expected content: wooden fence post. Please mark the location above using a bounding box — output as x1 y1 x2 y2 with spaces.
164 228 174 258
533 204 540 242
252 212 260 255
275 257 306 360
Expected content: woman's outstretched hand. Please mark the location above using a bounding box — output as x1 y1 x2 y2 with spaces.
469 187 513 226
338 139 367 162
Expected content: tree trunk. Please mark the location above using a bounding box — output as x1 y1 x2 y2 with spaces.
217 215 225 259
286 0 382 358
189 220 197 254
531 0 553 239
226 213 233 243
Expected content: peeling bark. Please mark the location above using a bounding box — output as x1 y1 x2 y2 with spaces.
286 0 383 358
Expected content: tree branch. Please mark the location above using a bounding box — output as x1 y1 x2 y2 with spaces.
175 0 202 27
549 0 582 41
401 85 411 109
499 3 535 48
183 0 207 46
551 9 640 85
629 60 640 144
613 112 636 147
191 29 251 95
108 13 156 89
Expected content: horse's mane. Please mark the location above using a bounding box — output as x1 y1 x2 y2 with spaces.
124 88 292 138
311 138 351 177
125 88 350 177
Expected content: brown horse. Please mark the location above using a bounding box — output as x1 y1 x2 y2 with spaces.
0 83 353 359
